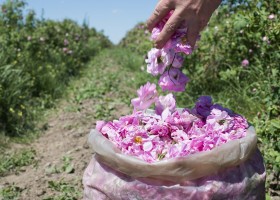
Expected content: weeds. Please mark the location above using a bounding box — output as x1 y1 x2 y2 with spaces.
0 184 23 200
45 156 75 175
43 180 82 200
0 148 36 176
0 0 112 136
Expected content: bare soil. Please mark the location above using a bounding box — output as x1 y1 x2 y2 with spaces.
0 98 130 199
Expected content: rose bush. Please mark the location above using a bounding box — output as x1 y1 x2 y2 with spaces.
0 0 112 135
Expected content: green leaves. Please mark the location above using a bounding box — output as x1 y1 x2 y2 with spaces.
0 148 37 176
62 156 75 174
45 180 81 200
270 119 280 129
0 0 112 136
0 185 23 200
45 156 75 175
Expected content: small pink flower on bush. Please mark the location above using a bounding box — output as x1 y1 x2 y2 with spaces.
155 94 176 115
158 68 189 92
131 82 158 111
63 47 68 53
64 39 69 46
241 59 249 67
268 14 275 20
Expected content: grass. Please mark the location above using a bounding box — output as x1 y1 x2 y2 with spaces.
0 148 37 176
0 185 23 200
0 148 36 200
45 156 75 175
43 179 82 200
67 47 151 120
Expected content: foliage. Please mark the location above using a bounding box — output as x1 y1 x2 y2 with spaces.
0 0 112 136
0 185 23 200
181 1 280 192
43 180 82 200
45 156 75 175
70 48 150 120
119 23 153 57
0 148 36 176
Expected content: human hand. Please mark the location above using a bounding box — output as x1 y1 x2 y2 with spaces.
147 0 222 49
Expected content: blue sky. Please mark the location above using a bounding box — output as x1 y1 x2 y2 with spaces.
1 0 158 44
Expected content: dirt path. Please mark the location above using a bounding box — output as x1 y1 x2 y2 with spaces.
1 99 130 200
0 50 134 200
1 100 93 199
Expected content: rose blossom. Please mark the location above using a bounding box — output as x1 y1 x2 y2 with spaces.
158 68 189 92
155 93 176 115
192 96 213 119
241 59 249 67
64 39 69 46
268 14 275 20
165 35 193 55
172 54 184 68
63 47 68 53
146 48 173 76
131 82 158 111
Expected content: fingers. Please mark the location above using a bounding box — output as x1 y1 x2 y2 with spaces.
199 18 209 32
147 0 173 32
186 22 200 49
154 9 184 49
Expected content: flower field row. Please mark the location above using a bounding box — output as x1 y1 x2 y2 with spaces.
0 0 112 136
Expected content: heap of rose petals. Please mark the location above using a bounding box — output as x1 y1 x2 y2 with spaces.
146 11 196 92
96 83 248 163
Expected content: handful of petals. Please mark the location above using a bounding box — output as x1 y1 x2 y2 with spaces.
146 11 198 92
